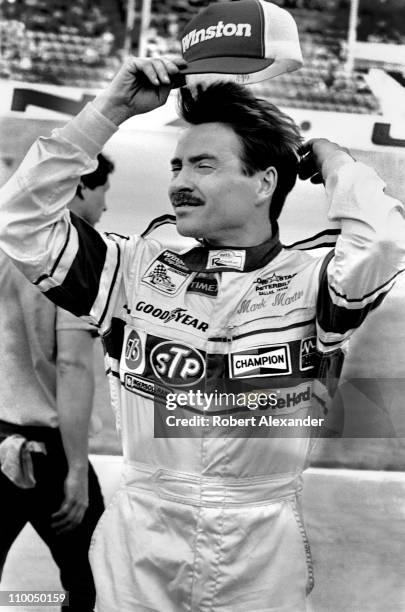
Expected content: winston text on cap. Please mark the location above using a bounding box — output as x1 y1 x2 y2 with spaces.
182 21 252 52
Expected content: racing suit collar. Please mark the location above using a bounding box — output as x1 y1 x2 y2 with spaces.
181 230 282 273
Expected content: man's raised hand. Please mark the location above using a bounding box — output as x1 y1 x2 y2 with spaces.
298 138 354 184
93 56 187 126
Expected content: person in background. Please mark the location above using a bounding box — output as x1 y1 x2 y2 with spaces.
0 153 113 612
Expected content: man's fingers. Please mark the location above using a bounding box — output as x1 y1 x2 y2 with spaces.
51 502 87 532
51 501 72 520
298 147 319 181
129 56 187 88
151 59 172 84
136 60 161 86
298 141 313 158
160 58 188 88
310 173 324 185
134 58 185 86
170 56 188 67
52 512 83 534
51 497 87 520
52 514 74 530
163 57 187 72
299 135 354 184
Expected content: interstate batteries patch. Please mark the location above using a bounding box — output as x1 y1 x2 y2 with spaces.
254 272 296 295
141 250 191 296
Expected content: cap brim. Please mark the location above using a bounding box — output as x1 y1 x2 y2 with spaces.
178 56 303 85
179 56 273 75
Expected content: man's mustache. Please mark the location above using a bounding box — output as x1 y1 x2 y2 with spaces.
171 192 205 207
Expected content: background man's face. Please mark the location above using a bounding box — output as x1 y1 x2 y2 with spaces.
81 181 110 226
169 122 262 245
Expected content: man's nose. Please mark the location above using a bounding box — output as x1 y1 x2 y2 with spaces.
171 167 194 189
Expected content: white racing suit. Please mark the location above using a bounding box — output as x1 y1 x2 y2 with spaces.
1 104 405 612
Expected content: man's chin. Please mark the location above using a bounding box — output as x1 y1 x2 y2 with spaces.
175 220 205 239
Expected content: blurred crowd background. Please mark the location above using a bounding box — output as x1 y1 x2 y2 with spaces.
0 0 404 113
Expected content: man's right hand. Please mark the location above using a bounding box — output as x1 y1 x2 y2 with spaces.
51 467 89 535
93 56 187 126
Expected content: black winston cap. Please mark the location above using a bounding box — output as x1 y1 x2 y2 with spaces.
179 0 303 85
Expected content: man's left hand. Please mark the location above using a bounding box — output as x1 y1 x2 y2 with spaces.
51 467 89 534
298 138 354 184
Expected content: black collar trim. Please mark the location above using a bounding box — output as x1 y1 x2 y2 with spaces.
180 232 282 273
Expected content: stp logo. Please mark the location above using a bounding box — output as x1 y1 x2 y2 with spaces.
150 342 205 387
125 330 143 370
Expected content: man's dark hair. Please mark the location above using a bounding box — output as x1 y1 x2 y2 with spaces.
178 83 302 229
76 153 114 199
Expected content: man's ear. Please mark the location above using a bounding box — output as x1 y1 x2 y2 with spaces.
257 166 277 201
76 180 86 200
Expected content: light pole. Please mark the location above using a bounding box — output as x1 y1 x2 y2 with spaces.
345 0 359 76
123 0 152 58
138 0 152 57
123 0 136 57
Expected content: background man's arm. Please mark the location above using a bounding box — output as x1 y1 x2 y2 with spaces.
0 105 120 326
51 325 95 534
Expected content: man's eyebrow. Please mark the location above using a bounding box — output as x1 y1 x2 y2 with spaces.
170 154 218 166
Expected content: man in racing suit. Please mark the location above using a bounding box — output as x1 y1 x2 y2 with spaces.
1 57 405 611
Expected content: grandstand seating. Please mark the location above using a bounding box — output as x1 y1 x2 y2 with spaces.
0 0 121 87
0 0 382 112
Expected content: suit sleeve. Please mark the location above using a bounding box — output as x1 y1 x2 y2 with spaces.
316 151 405 354
0 103 124 329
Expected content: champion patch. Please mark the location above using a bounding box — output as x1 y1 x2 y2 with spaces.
141 250 190 296
230 344 291 378
207 250 245 271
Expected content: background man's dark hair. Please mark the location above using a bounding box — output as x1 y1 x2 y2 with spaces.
179 83 302 230
76 153 114 199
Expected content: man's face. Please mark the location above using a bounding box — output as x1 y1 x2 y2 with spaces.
169 122 265 245
81 180 110 226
